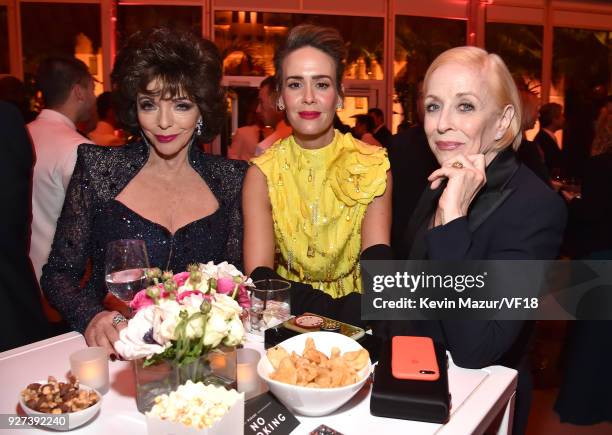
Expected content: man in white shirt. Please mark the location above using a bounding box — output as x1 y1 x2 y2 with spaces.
28 57 96 285
254 76 292 157
228 123 264 161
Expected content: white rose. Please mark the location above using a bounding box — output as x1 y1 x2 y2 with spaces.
211 294 242 320
184 305 206 339
203 315 229 348
200 261 218 280
180 293 206 310
223 317 245 347
215 261 243 279
156 299 182 342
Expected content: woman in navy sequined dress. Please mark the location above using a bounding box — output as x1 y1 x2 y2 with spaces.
41 28 247 354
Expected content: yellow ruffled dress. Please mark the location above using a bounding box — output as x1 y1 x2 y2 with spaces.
251 130 389 298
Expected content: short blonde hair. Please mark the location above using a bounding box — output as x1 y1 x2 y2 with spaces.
424 46 522 151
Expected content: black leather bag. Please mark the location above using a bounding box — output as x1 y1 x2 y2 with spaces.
370 340 450 423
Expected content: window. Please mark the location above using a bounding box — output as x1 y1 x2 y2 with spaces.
486 23 543 140
394 15 466 130
486 23 543 87
552 27 611 176
0 5 8 73
215 11 384 79
116 5 203 49
20 3 102 94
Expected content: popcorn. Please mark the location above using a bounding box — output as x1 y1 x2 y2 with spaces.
147 382 242 430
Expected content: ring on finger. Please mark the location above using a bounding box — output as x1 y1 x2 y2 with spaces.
451 161 464 169
112 313 127 328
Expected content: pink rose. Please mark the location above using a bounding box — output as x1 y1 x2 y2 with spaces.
236 286 251 309
129 289 155 312
216 277 237 295
173 271 191 287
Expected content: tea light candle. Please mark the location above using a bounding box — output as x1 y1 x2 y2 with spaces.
237 348 262 400
69 347 110 394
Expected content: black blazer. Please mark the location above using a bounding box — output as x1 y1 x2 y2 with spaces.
0 102 50 351
392 149 566 367
534 129 564 173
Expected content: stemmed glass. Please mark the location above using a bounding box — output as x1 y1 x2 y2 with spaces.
104 239 150 307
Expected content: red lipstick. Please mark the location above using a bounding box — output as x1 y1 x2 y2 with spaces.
298 111 321 120
155 134 178 143
435 141 463 150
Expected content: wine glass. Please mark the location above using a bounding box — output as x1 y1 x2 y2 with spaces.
104 239 149 305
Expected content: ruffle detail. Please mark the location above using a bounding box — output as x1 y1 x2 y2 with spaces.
329 133 389 206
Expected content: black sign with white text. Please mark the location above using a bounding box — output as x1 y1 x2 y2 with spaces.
244 393 300 435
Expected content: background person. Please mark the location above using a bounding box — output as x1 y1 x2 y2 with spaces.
534 102 565 175
368 107 392 148
0 102 51 351
352 114 382 147
253 76 292 157
28 57 95 328
89 91 125 146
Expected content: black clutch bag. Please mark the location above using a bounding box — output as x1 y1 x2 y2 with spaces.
370 340 451 423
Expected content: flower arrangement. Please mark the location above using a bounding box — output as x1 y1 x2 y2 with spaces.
115 261 252 367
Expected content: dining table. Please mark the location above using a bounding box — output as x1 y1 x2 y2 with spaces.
0 331 517 435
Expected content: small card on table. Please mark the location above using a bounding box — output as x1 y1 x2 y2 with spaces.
244 393 300 435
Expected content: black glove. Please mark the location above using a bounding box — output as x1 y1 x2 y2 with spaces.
250 266 364 327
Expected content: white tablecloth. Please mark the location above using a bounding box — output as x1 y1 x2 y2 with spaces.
0 332 517 435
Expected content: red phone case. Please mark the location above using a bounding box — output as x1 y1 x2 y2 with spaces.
391 336 440 381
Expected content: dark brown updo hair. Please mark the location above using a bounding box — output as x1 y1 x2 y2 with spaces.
274 24 347 96
111 27 225 143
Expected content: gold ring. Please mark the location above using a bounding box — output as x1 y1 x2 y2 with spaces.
451 161 464 169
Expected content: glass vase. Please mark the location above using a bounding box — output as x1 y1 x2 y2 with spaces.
133 347 237 413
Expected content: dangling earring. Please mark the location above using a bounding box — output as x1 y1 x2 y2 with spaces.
277 101 285 111
495 132 502 140
196 118 203 136
336 100 343 110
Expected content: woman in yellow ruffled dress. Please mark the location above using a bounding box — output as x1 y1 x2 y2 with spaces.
243 24 391 298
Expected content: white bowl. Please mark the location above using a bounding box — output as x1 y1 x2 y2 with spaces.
257 331 372 416
19 381 102 430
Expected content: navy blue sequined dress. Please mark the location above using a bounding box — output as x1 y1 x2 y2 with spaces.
41 140 247 333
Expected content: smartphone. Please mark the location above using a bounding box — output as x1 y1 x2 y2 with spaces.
391 336 440 381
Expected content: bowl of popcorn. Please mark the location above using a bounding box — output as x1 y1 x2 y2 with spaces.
19 375 101 430
146 382 244 435
257 331 372 416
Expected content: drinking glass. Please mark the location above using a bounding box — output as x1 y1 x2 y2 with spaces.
249 279 291 336
104 239 149 305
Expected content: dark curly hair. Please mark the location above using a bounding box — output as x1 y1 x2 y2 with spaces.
274 24 347 96
111 28 225 143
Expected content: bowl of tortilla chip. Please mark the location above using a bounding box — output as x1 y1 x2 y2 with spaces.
257 331 372 416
